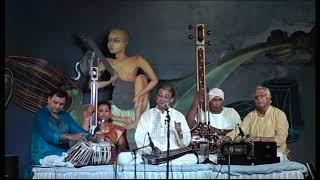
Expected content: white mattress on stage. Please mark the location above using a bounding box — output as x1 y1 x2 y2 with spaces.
32 161 308 179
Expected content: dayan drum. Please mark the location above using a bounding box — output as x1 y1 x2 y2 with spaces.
90 141 112 165
66 140 112 167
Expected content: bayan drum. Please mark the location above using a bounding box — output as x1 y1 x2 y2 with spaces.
66 141 92 167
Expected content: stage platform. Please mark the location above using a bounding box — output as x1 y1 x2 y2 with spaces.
32 161 308 179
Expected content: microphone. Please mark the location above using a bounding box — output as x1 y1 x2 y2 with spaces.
238 123 245 138
147 132 155 151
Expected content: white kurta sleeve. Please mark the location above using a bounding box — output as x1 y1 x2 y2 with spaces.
134 110 152 154
173 111 191 147
231 108 242 125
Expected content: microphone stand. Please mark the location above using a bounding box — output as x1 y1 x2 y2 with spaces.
226 124 242 179
165 109 171 180
228 153 231 179
132 144 153 179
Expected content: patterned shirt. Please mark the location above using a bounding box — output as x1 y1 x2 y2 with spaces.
135 106 191 154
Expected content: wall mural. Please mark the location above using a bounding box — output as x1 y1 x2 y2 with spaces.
4 25 317 143
4 68 14 108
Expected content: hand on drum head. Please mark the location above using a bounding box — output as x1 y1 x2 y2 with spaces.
93 132 113 143
93 132 105 141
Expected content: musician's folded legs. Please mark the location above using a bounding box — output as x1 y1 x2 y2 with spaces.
163 153 198 165
277 151 289 162
117 152 143 165
197 154 218 164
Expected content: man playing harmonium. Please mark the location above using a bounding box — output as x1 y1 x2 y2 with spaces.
117 83 198 165
186 87 242 163
223 86 289 161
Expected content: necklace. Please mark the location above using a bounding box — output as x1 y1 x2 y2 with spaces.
100 121 111 133
257 111 264 117
257 111 266 120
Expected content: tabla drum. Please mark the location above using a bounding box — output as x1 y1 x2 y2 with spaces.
90 141 112 165
66 140 112 167
66 141 93 167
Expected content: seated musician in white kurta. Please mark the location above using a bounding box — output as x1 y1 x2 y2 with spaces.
186 88 241 163
118 83 198 165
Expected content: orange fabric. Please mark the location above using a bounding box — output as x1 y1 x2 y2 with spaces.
99 124 128 164
100 124 126 145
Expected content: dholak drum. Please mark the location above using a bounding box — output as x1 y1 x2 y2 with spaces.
66 141 112 167
66 141 92 167
90 141 112 165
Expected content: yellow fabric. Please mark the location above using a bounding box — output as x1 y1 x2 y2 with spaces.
226 106 289 155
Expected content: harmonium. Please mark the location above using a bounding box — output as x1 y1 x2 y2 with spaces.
217 141 280 165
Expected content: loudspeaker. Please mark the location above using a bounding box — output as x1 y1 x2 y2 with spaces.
305 163 319 179
4 155 19 179
254 141 279 165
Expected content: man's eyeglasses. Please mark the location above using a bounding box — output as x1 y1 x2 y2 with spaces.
254 94 268 99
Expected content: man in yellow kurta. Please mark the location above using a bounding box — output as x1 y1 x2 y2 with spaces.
225 86 289 161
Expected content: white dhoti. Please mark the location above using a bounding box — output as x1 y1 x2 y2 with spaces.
198 154 219 164
277 151 288 162
117 152 198 166
117 152 144 165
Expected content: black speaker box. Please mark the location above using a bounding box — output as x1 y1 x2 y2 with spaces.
253 141 279 165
